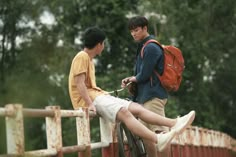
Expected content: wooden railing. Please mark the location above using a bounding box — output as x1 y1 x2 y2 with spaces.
0 104 236 157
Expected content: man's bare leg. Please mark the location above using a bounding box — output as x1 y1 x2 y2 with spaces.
116 107 157 143
116 103 195 152
128 102 195 134
116 107 176 153
128 102 176 127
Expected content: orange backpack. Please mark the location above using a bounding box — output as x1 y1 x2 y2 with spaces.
141 39 185 92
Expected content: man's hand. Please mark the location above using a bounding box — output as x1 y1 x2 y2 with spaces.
121 76 137 88
121 77 131 88
88 103 96 113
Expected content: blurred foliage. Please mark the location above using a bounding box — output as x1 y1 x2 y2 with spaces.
0 0 236 156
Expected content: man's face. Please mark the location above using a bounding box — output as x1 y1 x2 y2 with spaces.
130 26 147 42
96 41 105 55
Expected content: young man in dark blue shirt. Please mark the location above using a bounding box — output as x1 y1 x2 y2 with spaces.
121 16 169 157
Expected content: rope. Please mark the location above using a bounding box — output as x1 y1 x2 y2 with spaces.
107 82 132 95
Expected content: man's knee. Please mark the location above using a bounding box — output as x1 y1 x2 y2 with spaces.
119 107 132 116
117 107 132 120
129 102 144 116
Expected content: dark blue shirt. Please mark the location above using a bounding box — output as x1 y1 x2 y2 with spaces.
134 35 168 104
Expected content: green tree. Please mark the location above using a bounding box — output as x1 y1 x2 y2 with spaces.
139 0 236 138
0 0 139 155
1 0 236 155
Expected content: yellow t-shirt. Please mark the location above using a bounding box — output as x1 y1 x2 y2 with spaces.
68 51 106 109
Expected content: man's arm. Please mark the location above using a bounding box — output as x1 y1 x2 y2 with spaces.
74 73 96 112
136 43 163 82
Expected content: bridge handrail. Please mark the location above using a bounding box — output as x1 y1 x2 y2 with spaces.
0 104 235 157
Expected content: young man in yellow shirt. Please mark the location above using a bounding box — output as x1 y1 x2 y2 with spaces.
68 26 195 152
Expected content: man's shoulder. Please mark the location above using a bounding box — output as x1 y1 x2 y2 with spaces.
145 42 163 53
74 51 89 60
76 51 88 57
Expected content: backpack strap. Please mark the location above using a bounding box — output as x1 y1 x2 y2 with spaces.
140 39 163 86
140 39 163 58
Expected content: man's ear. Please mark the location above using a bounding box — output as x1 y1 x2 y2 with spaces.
143 26 148 31
95 43 100 48
95 42 102 51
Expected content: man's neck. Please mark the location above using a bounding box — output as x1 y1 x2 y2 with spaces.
144 33 149 39
139 33 149 42
84 48 96 60
138 33 150 43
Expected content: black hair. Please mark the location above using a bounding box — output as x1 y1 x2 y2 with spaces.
82 26 106 49
128 16 148 30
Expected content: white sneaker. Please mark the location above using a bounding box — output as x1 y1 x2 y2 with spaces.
156 129 176 152
171 110 195 134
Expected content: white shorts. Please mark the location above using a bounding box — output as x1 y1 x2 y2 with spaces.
93 95 131 123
